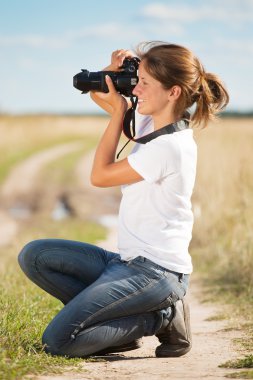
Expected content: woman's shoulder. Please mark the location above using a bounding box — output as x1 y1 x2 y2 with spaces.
145 129 196 161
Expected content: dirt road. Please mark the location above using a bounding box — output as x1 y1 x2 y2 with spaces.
0 142 83 247
0 144 243 379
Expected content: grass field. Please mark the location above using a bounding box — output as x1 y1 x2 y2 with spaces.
0 115 252 379
192 118 253 303
0 115 108 379
191 117 253 377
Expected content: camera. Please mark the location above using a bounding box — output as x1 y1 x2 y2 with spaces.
73 57 140 97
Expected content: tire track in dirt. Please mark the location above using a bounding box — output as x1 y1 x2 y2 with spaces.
1 142 83 199
0 142 83 246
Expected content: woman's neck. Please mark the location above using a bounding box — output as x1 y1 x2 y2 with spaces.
153 113 181 131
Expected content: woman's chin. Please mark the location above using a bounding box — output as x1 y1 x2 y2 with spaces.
137 105 149 115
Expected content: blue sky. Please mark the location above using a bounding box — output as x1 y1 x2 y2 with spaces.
0 0 252 114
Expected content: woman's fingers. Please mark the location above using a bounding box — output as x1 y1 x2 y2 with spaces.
104 75 128 111
111 49 134 68
105 75 116 93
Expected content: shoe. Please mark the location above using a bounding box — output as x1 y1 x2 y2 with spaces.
155 297 192 357
94 338 142 355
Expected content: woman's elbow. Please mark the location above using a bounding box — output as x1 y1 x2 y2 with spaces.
90 173 107 187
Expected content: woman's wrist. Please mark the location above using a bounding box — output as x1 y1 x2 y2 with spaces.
103 64 119 72
113 96 128 114
111 103 127 118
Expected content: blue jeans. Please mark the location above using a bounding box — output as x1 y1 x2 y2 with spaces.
18 239 189 357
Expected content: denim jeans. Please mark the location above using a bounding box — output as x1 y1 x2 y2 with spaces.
18 239 189 357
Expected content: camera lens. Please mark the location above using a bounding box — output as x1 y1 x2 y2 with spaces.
128 64 136 73
73 70 102 93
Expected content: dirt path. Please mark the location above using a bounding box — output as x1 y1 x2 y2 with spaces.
1 142 83 199
0 142 83 246
0 144 243 379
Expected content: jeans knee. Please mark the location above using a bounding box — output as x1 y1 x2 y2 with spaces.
42 329 62 356
18 239 46 274
42 326 72 357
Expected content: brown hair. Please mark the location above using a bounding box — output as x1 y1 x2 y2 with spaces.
135 41 229 128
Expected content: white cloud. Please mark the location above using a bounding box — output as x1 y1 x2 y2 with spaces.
142 3 198 22
0 22 126 49
0 34 68 48
0 11 194 51
141 1 253 23
0 22 138 49
215 38 253 54
67 22 123 39
144 22 185 37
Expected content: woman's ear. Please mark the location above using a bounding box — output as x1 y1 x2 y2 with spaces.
168 85 181 101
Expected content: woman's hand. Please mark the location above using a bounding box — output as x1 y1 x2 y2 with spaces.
103 49 134 71
93 75 128 114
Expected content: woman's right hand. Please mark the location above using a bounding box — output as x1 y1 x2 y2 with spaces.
103 49 134 71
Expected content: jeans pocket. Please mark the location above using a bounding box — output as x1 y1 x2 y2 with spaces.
148 291 179 312
164 270 189 296
127 256 166 280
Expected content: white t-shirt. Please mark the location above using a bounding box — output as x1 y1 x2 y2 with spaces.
117 113 197 274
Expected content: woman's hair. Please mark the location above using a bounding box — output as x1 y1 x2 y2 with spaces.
135 41 229 128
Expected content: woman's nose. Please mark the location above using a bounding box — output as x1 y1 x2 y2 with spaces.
132 83 140 96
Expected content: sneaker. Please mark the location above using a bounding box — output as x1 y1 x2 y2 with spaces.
155 297 192 357
94 338 142 355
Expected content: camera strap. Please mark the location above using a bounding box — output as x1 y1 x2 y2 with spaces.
116 96 190 159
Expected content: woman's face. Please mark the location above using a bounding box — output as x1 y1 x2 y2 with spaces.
132 60 171 116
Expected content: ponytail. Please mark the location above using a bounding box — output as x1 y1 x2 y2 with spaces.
192 72 229 128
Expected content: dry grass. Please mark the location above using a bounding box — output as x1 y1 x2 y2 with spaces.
191 117 253 364
0 115 109 146
192 118 253 289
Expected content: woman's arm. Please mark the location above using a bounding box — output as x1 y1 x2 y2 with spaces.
90 91 114 115
90 75 143 187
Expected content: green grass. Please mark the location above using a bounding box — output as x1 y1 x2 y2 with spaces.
0 271 84 380
23 216 107 244
0 217 106 380
222 355 253 369
221 355 253 379
0 115 108 378
226 370 253 379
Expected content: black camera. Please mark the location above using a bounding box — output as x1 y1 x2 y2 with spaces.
73 57 140 97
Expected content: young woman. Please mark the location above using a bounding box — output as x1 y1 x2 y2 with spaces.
18 42 229 358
